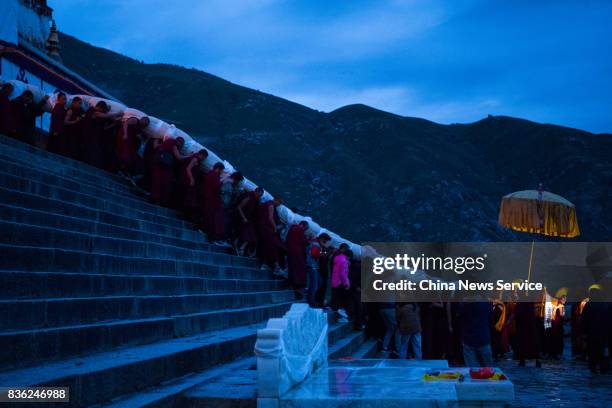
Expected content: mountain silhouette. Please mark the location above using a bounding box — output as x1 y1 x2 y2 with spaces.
58 32 612 242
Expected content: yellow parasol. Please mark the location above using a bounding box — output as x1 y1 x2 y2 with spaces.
498 184 580 281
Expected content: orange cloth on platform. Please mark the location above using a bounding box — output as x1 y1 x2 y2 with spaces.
498 190 580 238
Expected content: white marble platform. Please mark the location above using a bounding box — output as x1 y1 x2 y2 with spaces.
255 303 328 407
280 359 514 408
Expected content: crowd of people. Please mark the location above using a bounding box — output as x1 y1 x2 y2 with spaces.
1 84 610 373
366 285 611 373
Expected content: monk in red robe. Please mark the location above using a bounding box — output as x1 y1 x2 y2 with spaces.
180 149 208 222
286 221 309 296
140 136 162 191
235 187 264 256
256 195 286 273
64 97 85 160
82 101 122 168
202 162 226 242
150 136 187 207
0 83 14 136
10 90 47 145
47 92 67 154
116 116 149 177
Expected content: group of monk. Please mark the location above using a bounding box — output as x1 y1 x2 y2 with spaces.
1 86 370 316
367 285 610 373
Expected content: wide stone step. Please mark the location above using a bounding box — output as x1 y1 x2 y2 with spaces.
0 323 267 407
0 132 134 194
0 290 295 331
0 301 293 370
0 221 256 269
0 157 179 219
0 203 228 254
178 321 362 408
0 187 202 241
328 330 368 360
0 171 189 229
0 144 136 198
0 245 272 280
0 271 287 299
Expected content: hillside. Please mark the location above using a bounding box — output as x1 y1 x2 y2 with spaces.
59 32 612 242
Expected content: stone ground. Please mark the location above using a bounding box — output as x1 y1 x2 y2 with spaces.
493 339 612 408
371 338 612 407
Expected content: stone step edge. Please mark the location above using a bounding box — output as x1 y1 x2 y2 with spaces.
0 133 133 188
104 320 359 407
0 157 168 219
0 289 295 306
0 151 138 199
0 322 267 387
0 171 188 228
0 269 283 291
0 220 252 266
0 243 261 273
0 301 295 338
0 192 205 243
0 203 224 253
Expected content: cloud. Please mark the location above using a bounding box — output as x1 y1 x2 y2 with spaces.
50 0 612 133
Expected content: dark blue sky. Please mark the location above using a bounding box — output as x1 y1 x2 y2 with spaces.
52 0 612 133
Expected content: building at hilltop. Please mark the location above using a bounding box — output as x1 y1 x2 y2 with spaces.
0 0 116 132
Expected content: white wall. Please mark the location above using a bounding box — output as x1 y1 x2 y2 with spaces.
0 0 19 44
17 1 51 50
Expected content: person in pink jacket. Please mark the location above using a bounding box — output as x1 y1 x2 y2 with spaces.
331 246 351 320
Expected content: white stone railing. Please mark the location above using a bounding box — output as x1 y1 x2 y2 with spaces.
0 77 363 258
254 303 328 407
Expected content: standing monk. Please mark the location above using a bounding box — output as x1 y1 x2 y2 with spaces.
506 288 542 368
256 195 286 275
82 101 122 168
64 97 84 160
235 187 264 257
202 162 226 242
116 116 149 177
151 136 187 207
286 221 309 298
47 92 67 154
0 83 14 136
181 149 207 222
10 90 48 145
140 136 162 191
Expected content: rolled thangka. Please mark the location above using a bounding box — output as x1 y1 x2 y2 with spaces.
1 79 365 259
2 79 53 111
71 95 127 114
122 108 174 141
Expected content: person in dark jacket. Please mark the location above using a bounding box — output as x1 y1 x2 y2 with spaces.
458 300 493 367
305 232 331 307
348 255 364 330
581 285 610 373
380 302 400 355
397 302 422 359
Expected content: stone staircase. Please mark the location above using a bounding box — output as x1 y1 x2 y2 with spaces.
0 133 374 407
